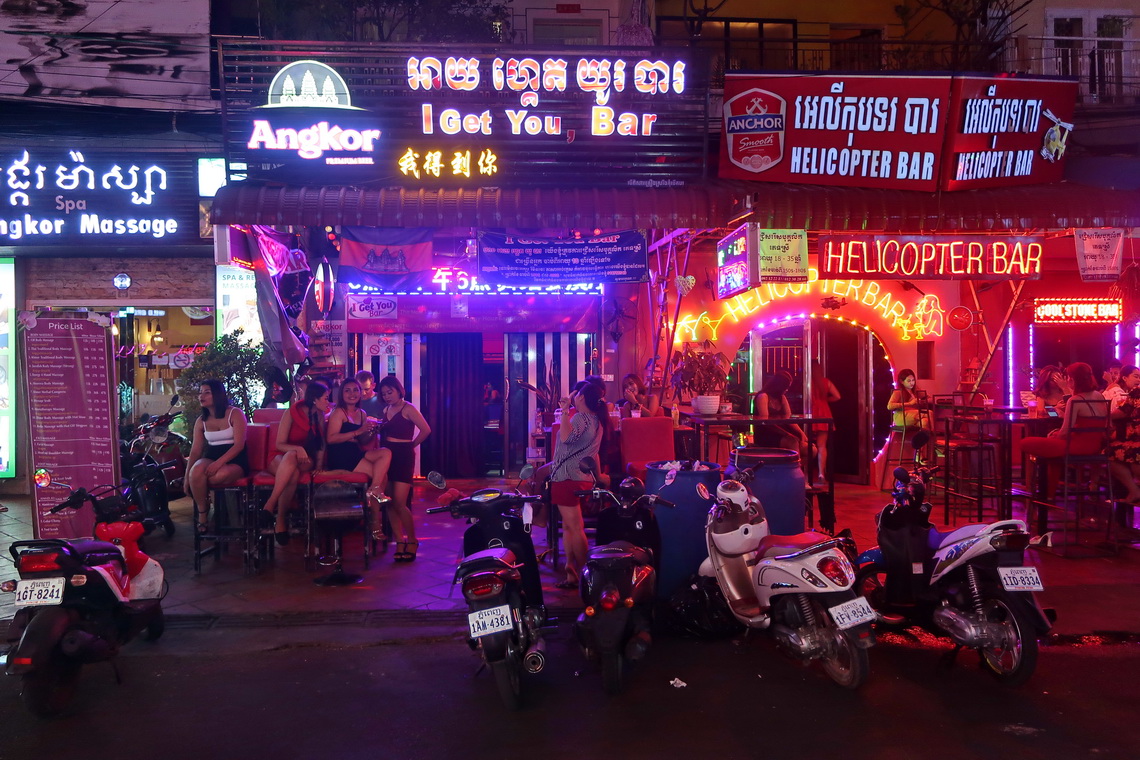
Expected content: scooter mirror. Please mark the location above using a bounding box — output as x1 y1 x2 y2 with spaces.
893 466 910 483
519 463 535 480
696 482 710 501
148 425 170 444
170 394 180 406
911 430 931 450
426 471 447 490
33 468 53 488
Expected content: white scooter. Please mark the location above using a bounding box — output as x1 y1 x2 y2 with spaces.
697 478 875 689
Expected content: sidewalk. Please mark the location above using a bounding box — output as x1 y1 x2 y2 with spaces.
2 479 1138 637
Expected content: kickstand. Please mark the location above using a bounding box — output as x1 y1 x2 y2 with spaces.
109 659 123 685
938 645 963 670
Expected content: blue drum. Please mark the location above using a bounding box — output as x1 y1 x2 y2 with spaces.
729 447 806 536
644 461 722 599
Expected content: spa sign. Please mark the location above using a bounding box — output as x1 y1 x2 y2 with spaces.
1 149 200 245
818 233 1044 280
221 43 710 186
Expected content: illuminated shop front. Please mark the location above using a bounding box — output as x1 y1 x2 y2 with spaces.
3 148 216 484
211 45 745 477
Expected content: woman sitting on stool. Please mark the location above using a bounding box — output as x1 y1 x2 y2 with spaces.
324 377 393 542
262 381 330 546
187 380 249 533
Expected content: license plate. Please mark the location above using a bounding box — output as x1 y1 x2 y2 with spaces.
999 566 1044 592
468 604 514 639
828 596 877 630
14 578 65 607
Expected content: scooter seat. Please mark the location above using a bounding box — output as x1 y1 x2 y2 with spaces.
588 541 652 566
458 546 518 574
928 524 988 550
757 532 830 559
67 538 126 569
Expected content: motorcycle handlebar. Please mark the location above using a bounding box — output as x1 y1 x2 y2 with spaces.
651 495 676 509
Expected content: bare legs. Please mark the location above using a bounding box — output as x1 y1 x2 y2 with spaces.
387 480 417 559
815 430 829 484
557 503 587 584
265 452 310 534
354 448 392 535
1110 460 1140 502
188 459 244 529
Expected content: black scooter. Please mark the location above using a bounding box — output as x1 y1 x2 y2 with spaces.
425 469 546 711
573 458 670 694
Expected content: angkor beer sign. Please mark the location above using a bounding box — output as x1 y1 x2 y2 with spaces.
1 150 199 245
720 73 1078 192
818 233 1044 280
221 43 709 186
721 73 952 191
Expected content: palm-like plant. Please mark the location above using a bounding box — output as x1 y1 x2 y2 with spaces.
512 358 561 410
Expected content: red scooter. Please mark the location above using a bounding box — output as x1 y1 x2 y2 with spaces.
2 470 166 716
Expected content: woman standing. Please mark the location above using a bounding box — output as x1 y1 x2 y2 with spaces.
810 361 841 485
325 378 393 541
263 381 330 546
549 383 609 589
378 376 431 562
187 380 249 533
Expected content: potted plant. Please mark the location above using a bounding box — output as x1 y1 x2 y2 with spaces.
670 340 731 415
512 358 562 426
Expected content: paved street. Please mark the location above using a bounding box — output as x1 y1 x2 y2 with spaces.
1 622 1138 760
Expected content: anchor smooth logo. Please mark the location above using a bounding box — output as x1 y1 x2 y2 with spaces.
723 87 786 174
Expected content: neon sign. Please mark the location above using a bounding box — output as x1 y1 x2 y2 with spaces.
818 233 1043 280
677 268 945 342
716 223 757 300
1033 297 1122 324
398 147 498 179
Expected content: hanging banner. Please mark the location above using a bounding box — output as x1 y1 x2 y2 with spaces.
308 319 348 381
477 229 648 284
1074 228 1125 282
757 229 809 283
21 313 118 539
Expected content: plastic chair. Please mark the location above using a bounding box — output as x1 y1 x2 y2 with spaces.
619 416 676 481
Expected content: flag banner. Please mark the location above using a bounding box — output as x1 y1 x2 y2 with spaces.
478 230 648 285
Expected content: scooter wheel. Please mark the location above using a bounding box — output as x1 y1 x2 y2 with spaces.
601 652 624 695
21 652 81 717
144 611 166 641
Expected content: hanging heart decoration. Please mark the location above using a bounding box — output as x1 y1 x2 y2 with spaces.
675 275 696 296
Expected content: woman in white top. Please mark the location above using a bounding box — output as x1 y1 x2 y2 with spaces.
187 380 249 532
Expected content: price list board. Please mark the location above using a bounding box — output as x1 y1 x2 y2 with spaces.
20 314 118 539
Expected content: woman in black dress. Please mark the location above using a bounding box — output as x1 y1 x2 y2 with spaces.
325 378 393 540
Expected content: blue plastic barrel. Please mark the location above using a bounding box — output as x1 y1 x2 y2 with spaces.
730 447 805 536
644 461 722 599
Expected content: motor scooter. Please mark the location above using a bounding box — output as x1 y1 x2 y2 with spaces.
425 469 546 711
855 431 1054 686
697 470 875 689
1 469 166 716
122 395 186 500
573 458 670 694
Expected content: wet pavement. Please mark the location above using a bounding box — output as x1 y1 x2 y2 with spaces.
1 478 1138 637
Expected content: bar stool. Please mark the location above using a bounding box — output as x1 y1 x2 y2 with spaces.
194 423 271 574
879 423 924 490
308 476 371 585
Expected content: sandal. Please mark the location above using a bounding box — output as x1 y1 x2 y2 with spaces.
395 540 420 562
257 509 276 534
554 577 578 590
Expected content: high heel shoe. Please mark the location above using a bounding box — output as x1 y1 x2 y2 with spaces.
395 540 419 562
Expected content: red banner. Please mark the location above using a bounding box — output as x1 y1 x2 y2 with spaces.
817 233 1045 280
720 73 952 191
941 76 1079 191
340 227 433 275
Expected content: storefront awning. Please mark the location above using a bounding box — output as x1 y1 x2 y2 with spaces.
742 182 1140 232
209 182 753 230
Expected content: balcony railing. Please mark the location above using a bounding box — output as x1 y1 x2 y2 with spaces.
1019 36 1139 105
